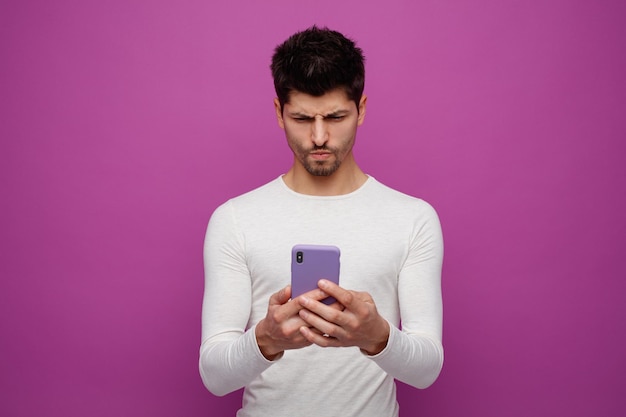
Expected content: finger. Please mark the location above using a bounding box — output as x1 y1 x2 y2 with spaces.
269 285 292 306
291 287 335 312
317 280 355 308
267 286 308 325
297 295 344 323
272 286 338 323
299 292 349 328
298 308 337 335
299 326 341 348
296 287 332 302
327 300 345 311
276 286 328 319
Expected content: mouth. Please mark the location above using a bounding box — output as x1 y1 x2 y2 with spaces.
310 151 332 161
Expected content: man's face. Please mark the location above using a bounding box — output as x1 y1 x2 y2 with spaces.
275 89 366 177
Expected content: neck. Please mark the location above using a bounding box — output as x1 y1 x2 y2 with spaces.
283 156 367 196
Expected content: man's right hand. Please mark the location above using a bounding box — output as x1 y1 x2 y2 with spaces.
255 285 336 360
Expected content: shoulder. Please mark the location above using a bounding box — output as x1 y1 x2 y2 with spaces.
214 177 282 211
208 177 285 225
230 177 283 204
365 177 439 218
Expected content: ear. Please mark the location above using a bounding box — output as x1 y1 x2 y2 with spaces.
274 98 285 129
357 94 367 126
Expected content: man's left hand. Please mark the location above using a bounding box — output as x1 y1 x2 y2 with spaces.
295 279 390 355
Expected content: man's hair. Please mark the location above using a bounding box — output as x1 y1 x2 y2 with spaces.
271 26 365 110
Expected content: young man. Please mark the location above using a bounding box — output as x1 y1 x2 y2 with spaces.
200 26 443 417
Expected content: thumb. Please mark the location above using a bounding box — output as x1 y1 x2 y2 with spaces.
269 285 292 306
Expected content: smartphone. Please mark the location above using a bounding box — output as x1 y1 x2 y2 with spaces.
291 244 340 305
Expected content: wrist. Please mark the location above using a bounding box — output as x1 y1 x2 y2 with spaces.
255 320 282 360
362 320 390 356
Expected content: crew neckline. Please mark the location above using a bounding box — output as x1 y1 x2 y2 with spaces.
277 175 375 199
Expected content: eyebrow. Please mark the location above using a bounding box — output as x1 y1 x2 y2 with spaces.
288 110 350 119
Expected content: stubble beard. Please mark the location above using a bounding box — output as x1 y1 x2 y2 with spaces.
295 145 342 177
303 157 341 176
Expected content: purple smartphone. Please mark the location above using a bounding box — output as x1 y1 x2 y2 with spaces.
291 244 340 305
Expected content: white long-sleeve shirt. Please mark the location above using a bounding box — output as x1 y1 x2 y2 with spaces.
200 176 444 417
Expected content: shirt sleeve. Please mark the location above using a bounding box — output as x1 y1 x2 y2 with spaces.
198 201 274 396
368 201 444 389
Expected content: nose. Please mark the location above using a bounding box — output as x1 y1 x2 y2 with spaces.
311 117 328 146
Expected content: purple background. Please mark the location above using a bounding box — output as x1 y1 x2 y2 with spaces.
2 1 625 416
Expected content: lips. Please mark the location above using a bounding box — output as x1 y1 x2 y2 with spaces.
310 151 332 160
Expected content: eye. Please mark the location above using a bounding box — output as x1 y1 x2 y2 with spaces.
326 115 346 122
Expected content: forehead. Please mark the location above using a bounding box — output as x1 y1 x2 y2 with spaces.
284 89 355 114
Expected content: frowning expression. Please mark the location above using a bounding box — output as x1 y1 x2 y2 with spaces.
275 89 366 177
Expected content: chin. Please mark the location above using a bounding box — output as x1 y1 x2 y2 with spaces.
305 163 341 177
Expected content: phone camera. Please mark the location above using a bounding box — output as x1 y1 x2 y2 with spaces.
296 251 303 263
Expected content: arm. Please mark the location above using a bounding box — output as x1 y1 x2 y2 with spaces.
199 202 272 396
297 202 444 389
366 202 444 388
199 202 332 395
